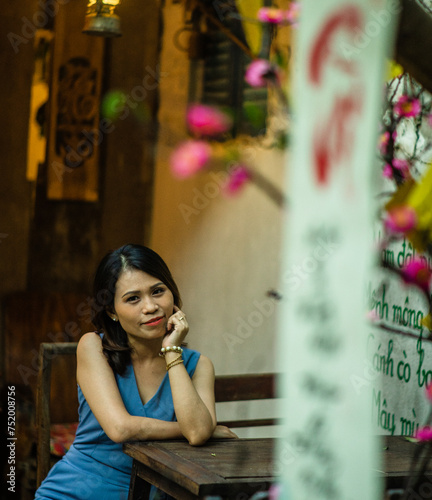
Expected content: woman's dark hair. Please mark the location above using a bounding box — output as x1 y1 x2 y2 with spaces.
92 244 182 375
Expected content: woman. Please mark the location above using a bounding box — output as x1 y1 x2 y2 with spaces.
35 244 236 500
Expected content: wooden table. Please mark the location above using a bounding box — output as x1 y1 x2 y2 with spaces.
124 438 274 500
124 436 432 499
382 435 432 490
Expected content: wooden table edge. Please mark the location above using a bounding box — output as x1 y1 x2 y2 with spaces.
124 441 228 495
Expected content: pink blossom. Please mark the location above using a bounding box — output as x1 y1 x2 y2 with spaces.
384 205 417 234
415 426 432 442
383 158 411 181
286 2 301 24
379 130 397 155
394 95 421 118
426 382 432 403
401 258 432 291
379 131 390 155
223 165 251 196
245 59 280 88
170 140 211 178
366 309 380 322
186 104 232 138
392 158 410 177
257 7 285 24
382 164 393 179
269 483 282 500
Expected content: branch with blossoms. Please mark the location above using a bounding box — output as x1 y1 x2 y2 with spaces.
377 68 432 333
376 69 432 496
169 4 299 205
379 72 432 185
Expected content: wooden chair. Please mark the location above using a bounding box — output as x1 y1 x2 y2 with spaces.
214 373 278 428
2 292 92 498
36 342 78 488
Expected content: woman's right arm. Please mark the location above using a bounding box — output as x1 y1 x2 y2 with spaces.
76 332 183 443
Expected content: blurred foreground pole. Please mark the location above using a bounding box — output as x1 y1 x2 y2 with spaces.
276 1 398 499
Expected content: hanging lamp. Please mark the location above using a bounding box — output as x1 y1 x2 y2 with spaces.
83 0 122 37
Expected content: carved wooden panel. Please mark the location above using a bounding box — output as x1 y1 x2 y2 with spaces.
47 0 104 201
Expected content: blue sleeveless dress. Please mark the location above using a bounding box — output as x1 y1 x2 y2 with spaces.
35 347 201 500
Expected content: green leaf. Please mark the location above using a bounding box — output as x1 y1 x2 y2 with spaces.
242 102 266 129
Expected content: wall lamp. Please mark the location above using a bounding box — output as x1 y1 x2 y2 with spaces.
83 0 122 37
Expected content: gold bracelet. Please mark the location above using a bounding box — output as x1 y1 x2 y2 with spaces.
165 354 182 369
166 357 184 371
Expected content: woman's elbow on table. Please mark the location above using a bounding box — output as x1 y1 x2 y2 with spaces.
186 424 216 446
187 434 210 446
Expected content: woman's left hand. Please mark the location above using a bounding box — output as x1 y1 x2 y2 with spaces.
211 425 239 439
163 306 189 347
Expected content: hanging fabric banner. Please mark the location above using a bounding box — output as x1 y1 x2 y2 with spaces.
276 1 399 499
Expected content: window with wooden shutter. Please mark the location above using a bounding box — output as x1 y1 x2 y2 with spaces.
195 2 269 137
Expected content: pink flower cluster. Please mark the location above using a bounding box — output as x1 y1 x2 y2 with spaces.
170 104 233 178
401 258 432 291
382 158 411 181
257 4 300 24
170 140 211 178
245 59 282 88
415 426 432 442
223 165 251 196
394 95 421 118
169 103 252 195
384 206 417 234
379 130 398 156
187 104 232 138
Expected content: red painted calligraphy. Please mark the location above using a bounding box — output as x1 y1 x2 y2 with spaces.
309 5 365 187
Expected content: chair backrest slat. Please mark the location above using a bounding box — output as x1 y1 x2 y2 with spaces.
214 373 277 428
36 342 78 488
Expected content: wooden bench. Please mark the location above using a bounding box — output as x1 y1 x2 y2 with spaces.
214 373 278 428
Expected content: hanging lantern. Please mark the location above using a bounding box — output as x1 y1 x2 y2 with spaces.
83 0 122 37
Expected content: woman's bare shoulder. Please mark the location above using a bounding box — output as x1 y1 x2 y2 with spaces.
77 331 103 356
195 354 215 375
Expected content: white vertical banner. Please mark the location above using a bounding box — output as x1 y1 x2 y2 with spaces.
276 1 399 499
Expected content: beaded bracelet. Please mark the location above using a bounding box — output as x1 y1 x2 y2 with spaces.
159 346 183 357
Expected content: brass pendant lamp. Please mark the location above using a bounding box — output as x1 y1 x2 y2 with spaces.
83 0 122 37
